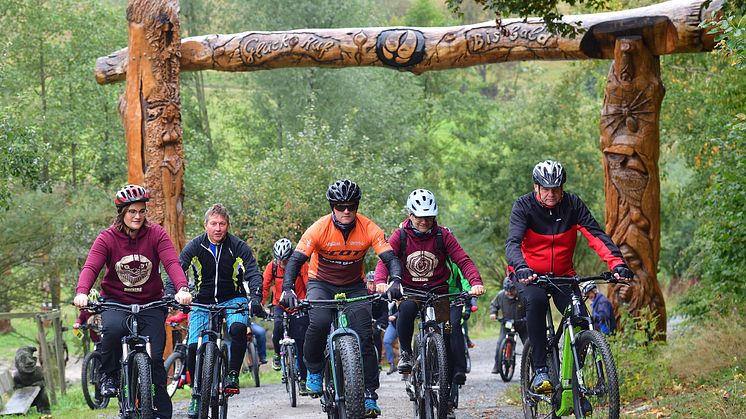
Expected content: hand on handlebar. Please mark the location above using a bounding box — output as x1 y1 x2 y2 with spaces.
612 264 633 282
174 289 192 305
469 284 485 296
489 314 497 321
386 280 403 301
74 293 89 308
515 267 537 284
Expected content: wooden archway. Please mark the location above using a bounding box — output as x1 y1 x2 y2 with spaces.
96 0 723 339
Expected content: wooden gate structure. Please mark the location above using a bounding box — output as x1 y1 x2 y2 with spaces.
94 0 724 339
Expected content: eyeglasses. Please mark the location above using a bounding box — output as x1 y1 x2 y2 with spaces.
126 208 148 216
411 215 435 222
333 203 359 212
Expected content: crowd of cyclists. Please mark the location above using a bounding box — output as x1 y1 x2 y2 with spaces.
72 159 632 418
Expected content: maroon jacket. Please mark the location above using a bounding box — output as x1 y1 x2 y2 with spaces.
76 224 187 304
374 219 482 290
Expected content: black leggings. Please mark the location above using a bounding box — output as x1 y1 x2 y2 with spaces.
396 300 467 378
516 282 588 369
272 305 309 378
100 304 171 418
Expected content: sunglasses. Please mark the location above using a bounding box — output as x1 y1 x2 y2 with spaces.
333 203 359 212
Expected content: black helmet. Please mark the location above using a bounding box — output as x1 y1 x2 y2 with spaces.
532 160 567 188
503 277 515 291
326 179 361 203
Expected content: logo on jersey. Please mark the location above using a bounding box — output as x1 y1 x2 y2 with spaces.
115 254 152 291
406 250 439 282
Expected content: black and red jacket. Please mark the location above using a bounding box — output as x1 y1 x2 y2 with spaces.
506 191 625 276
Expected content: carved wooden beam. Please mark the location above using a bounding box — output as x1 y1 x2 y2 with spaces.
121 0 186 256
95 0 722 84
601 36 667 340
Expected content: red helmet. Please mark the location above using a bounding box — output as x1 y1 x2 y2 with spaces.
114 184 150 211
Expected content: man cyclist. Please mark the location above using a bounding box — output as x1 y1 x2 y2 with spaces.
179 204 264 418
506 160 632 395
489 277 527 374
280 179 402 418
373 189 484 415
262 237 310 394
581 282 616 335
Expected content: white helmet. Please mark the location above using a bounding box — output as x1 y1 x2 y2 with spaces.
407 189 438 217
273 238 293 261
581 282 597 296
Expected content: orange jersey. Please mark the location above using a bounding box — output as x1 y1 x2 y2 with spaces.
262 261 308 305
296 213 392 286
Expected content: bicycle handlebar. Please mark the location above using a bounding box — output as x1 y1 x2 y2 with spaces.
81 297 178 314
401 286 469 303
531 272 616 287
298 292 384 309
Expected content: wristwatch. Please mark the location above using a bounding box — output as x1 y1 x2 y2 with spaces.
178 286 190 293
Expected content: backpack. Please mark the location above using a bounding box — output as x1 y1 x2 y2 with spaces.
398 227 470 293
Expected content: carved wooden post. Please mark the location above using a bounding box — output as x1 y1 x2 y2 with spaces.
122 0 186 251
601 36 667 339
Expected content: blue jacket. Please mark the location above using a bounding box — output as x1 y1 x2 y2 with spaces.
590 292 616 335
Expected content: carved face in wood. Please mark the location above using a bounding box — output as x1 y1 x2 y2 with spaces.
14 346 38 374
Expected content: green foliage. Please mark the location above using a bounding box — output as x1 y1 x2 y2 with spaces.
444 0 609 37
0 116 46 208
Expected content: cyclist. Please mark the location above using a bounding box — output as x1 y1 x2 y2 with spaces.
73 184 193 419
461 296 477 349
581 282 616 335
506 160 632 394
73 310 102 349
382 298 399 375
489 277 527 374
179 204 264 418
262 237 310 393
279 179 403 418
373 189 484 415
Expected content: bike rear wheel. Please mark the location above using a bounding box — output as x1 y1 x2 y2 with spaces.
423 332 450 419
499 337 515 382
81 351 109 409
199 342 218 419
573 330 620 419
463 330 471 374
243 339 262 388
131 352 154 419
283 344 298 407
164 350 186 398
520 340 559 419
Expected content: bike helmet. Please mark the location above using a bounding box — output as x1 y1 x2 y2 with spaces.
114 184 149 211
365 271 375 283
503 277 515 291
326 179 361 203
532 160 567 188
273 238 293 261
581 282 598 296
406 189 438 217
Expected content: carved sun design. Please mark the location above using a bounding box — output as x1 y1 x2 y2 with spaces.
602 89 655 135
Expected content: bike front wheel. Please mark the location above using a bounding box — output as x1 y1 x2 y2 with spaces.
211 345 229 419
199 342 218 419
131 352 154 419
520 340 559 419
334 335 365 419
573 330 620 419
499 337 516 382
164 349 186 398
423 332 450 419
283 344 298 407
81 351 109 409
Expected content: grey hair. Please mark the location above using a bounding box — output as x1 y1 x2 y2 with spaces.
204 203 230 225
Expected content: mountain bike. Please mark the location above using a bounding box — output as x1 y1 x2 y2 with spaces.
164 319 189 397
82 297 179 419
402 286 469 419
268 305 304 407
190 301 249 419
497 317 526 382
298 293 382 419
520 272 621 419
242 318 262 388
76 323 109 409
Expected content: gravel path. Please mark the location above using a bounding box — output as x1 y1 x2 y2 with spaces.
172 337 524 418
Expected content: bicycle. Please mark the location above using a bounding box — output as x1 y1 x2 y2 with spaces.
496 317 526 382
520 272 621 419
163 319 189 397
242 317 262 388
76 323 109 409
190 301 250 419
268 305 304 407
81 297 180 419
298 292 382 419
402 286 469 419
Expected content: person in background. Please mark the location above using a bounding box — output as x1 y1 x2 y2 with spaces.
367 272 389 369
263 237 310 394
73 310 102 349
581 282 616 336
382 298 399 375
489 277 527 374
179 204 264 418
74 184 192 419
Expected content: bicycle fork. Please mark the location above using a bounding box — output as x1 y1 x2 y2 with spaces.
556 324 583 416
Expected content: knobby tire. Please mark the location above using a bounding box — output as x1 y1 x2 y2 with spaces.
424 332 450 419
284 345 298 407
164 350 186 398
131 352 154 419
199 342 218 419
337 335 365 419
211 345 229 419
499 338 516 382
520 340 559 419
573 330 620 419
81 351 109 409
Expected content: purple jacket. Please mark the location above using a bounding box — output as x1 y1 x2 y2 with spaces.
374 219 482 290
76 223 188 304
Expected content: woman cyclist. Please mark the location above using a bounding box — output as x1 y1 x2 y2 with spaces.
73 184 192 419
